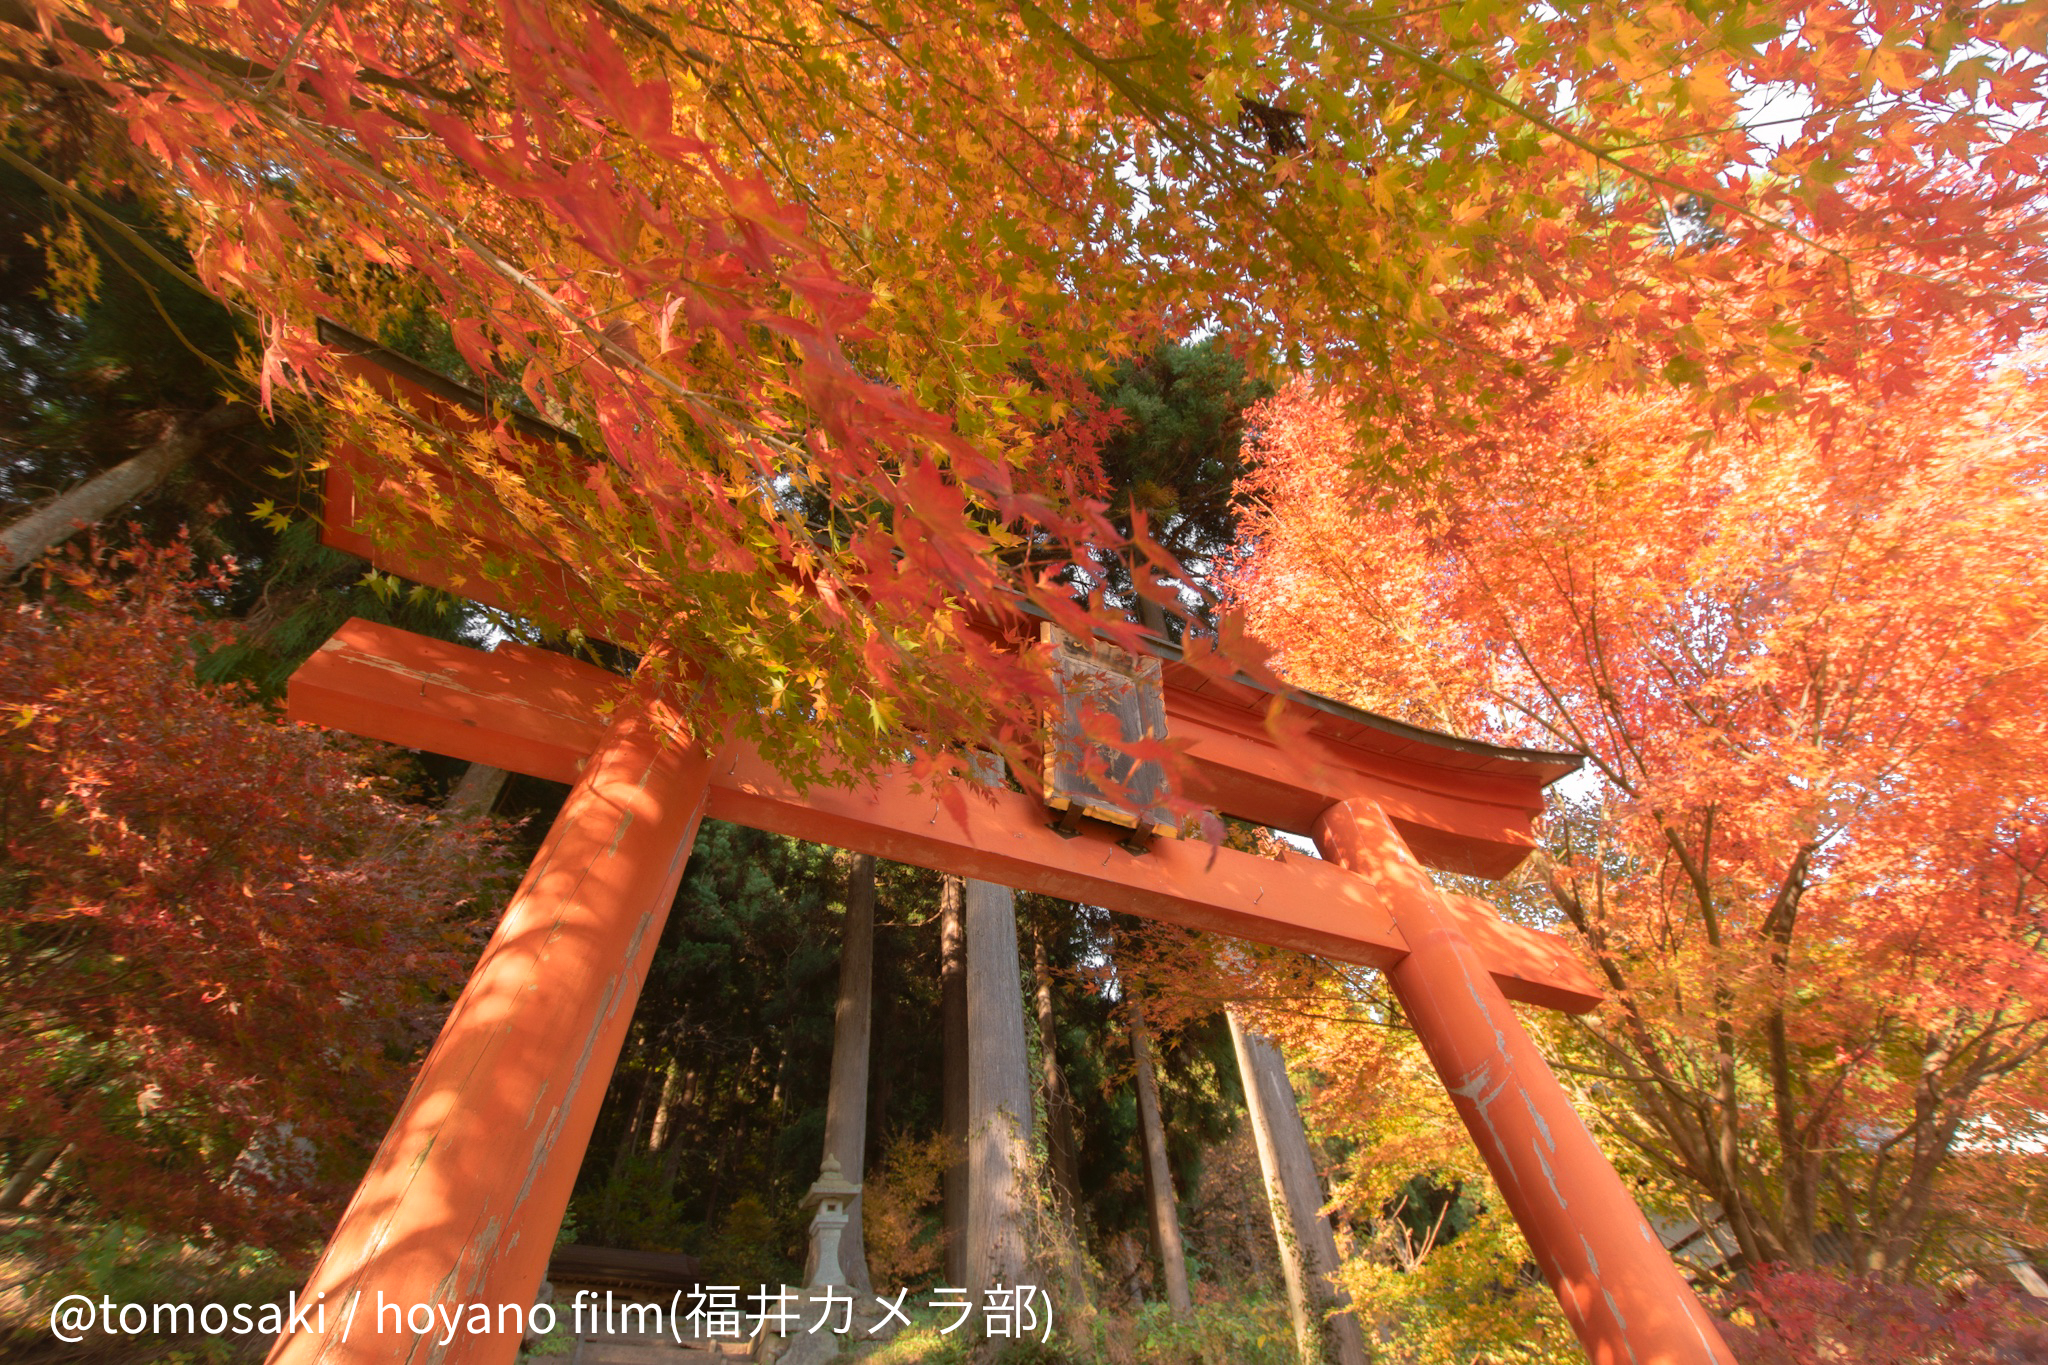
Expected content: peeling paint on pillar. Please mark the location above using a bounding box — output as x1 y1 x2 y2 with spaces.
1314 799 1735 1365
268 694 713 1365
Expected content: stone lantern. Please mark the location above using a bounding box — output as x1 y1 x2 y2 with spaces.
800 1154 862 1288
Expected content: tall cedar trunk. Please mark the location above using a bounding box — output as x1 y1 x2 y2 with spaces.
1031 920 1092 1303
446 762 509 815
657 1068 698 1188
808 852 876 1292
611 1054 658 1178
963 875 1034 1299
646 1056 681 1153
939 873 970 1285
1127 990 1193 1314
1032 926 1082 1216
1228 1010 1370 1365
869 919 896 1167
0 404 251 573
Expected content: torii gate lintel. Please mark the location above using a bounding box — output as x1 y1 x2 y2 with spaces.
291 616 1599 1013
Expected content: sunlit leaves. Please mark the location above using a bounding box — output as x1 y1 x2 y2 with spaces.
5 0 2045 797
1227 331 2048 1269
0 543 511 1245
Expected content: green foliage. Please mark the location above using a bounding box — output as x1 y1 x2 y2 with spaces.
1078 1296 1297 1365
1089 339 1272 634
567 870 1256 1309
864 1131 952 1289
1386 1175 1478 1254
0 153 317 594
520 1317 576 1360
195 517 486 700
701 1195 795 1290
567 1154 692 1255
1338 1206 1578 1365
0 1221 300 1363
0 157 249 508
865 1315 974 1365
570 829 950 1274
861 1299 1293 1365
987 1344 1083 1365
1035 907 1245 1272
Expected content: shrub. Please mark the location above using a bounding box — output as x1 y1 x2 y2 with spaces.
0 541 510 1248
1721 1265 2048 1364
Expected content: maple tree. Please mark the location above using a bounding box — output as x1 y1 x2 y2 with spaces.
1224 332 2048 1280
0 541 509 1246
1 0 2042 794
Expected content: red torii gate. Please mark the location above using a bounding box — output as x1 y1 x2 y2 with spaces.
269 331 1736 1365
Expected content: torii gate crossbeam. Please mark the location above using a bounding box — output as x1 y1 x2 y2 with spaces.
266 329 1736 1365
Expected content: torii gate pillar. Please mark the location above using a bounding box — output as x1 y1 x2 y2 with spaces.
269 687 712 1365
1315 800 1735 1365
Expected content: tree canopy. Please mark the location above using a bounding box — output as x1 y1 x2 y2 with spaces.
1224 327 2048 1282
5 0 2042 785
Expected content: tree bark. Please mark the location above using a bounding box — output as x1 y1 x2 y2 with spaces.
963 875 1034 1299
646 1056 681 1153
1030 918 1093 1305
939 873 970 1286
1032 924 1082 1217
1128 989 1193 1315
610 1050 658 1179
808 852 876 1293
657 1067 698 1188
869 917 896 1167
446 762 509 815
0 403 251 574
1229 1010 1369 1365
0 1141 62 1211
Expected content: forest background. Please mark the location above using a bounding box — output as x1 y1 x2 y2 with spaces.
3 1 2048 1363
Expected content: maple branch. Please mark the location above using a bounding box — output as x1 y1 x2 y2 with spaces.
1661 821 1722 948
255 103 757 443
1299 13 1839 263
1546 1056 1684 1088
1006 0 1364 299
1601 96 1905 154
1297 3 2048 308
1456 545 1634 790
0 145 231 312
1527 538 1656 784
254 0 335 98
0 52 94 90
1566 1017 1719 1182
1590 1107 1703 1190
1758 843 1816 945
73 216 247 389
27 0 485 111
585 0 718 67
1566 1004 1718 1135
581 0 885 277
